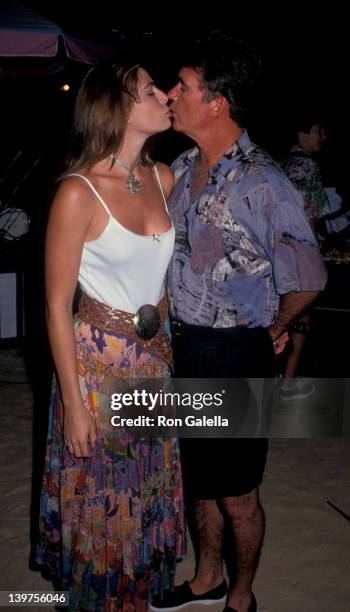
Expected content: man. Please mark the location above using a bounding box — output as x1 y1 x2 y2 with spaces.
279 114 330 401
282 116 329 226
152 33 327 612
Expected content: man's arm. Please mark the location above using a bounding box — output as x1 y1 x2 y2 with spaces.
268 290 319 342
267 171 327 350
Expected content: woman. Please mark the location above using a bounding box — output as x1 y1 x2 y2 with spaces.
36 62 186 611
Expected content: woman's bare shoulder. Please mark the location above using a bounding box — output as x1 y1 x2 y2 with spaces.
154 162 175 199
52 174 96 216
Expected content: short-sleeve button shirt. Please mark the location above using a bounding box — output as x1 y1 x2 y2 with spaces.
167 131 327 328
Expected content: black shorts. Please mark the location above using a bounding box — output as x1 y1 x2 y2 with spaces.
170 319 276 499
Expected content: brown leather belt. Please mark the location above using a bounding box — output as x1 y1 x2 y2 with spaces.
78 292 173 370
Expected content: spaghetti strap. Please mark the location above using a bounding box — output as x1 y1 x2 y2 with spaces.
153 164 169 212
67 173 112 217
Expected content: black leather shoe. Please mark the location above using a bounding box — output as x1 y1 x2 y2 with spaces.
223 591 258 612
150 579 228 610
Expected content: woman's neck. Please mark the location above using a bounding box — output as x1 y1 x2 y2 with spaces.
115 134 147 169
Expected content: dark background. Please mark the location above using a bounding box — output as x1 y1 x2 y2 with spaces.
2 5 348 247
1 4 349 165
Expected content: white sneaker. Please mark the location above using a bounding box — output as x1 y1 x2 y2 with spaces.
279 379 316 401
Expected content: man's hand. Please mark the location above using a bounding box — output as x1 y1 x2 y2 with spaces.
272 331 289 355
269 290 319 350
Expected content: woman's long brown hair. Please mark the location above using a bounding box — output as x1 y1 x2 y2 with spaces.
60 62 150 180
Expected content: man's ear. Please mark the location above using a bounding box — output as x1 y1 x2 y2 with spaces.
208 95 229 117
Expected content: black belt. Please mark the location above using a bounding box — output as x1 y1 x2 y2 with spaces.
170 316 265 342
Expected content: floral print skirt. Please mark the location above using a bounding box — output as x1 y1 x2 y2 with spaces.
36 316 186 611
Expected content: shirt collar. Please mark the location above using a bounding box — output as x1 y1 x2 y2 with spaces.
290 144 311 157
183 129 252 177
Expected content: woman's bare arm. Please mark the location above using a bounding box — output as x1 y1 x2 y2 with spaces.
45 177 96 457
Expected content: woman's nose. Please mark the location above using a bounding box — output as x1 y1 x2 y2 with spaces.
159 90 169 105
155 87 169 105
167 83 178 100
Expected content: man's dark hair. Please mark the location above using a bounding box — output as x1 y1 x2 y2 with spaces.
292 107 325 137
181 31 261 127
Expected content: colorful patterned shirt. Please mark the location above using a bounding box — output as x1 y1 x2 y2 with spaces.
167 131 327 329
281 145 331 220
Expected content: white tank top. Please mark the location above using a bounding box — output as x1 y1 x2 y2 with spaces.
68 166 175 313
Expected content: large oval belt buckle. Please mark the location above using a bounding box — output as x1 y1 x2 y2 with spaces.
133 304 161 340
